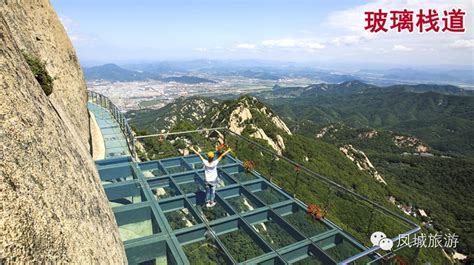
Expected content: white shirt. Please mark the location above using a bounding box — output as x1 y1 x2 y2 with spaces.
202 159 219 183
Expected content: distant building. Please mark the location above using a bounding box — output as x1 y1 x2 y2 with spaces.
400 205 412 215
453 252 467 261
388 196 396 204
424 223 434 230
418 209 428 217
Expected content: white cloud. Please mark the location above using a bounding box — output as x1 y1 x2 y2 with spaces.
332 35 365 46
261 39 325 49
299 29 312 34
236 43 257 50
322 0 472 64
59 15 74 32
450 39 474 48
193 47 208 52
59 14 98 44
393 45 414 51
327 0 461 33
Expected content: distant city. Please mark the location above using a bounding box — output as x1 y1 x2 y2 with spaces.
85 60 474 111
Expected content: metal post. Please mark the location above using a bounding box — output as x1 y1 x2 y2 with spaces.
234 133 238 154
252 142 257 161
411 242 421 264
293 166 300 198
114 106 118 121
114 107 119 123
324 187 333 218
269 156 276 183
366 205 376 236
132 137 137 160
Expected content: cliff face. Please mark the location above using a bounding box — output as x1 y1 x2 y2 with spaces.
0 1 127 263
1 0 90 146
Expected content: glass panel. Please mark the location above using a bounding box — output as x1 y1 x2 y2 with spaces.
152 186 178 200
232 171 258 182
282 208 331 237
142 168 166 178
183 239 228 265
165 208 199 230
219 228 266 262
179 180 204 194
227 195 260 213
320 238 370 263
149 178 180 200
253 220 298 249
253 186 288 205
109 195 142 208
119 220 153 241
195 201 231 221
291 255 326 265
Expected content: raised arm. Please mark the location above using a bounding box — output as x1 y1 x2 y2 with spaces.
190 146 205 161
217 148 232 161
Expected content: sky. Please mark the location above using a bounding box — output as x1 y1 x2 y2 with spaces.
52 0 473 67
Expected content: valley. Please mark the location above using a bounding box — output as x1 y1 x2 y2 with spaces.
126 82 474 263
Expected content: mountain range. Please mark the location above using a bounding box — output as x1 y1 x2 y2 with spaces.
83 63 216 84
127 82 474 261
256 81 474 156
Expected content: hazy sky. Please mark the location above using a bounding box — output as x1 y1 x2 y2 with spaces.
52 0 473 67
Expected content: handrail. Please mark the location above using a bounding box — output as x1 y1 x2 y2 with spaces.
87 91 136 160
340 227 420 264
135 127 228 139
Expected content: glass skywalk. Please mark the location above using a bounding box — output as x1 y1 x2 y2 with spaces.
88 102 130 158
88 92 420 265
96 155 376 265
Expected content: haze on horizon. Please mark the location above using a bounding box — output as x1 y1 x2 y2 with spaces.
52 0 473 69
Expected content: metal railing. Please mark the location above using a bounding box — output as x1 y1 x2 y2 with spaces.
87 91 136 158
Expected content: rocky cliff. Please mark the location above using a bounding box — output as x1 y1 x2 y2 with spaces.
0 0 126 263
206 96 292 154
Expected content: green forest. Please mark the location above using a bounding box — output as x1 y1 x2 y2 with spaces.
127 88 474 263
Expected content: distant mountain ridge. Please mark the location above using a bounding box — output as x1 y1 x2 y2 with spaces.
258 81 474 156
264 80 474 98
128 95 393 192
128 96 293 154
83 63 216 84
127 97 218 131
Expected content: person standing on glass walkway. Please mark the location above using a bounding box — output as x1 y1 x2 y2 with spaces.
190 146 232 207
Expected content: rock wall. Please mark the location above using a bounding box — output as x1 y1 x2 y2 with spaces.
1 0 90 147
0 0 127 263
